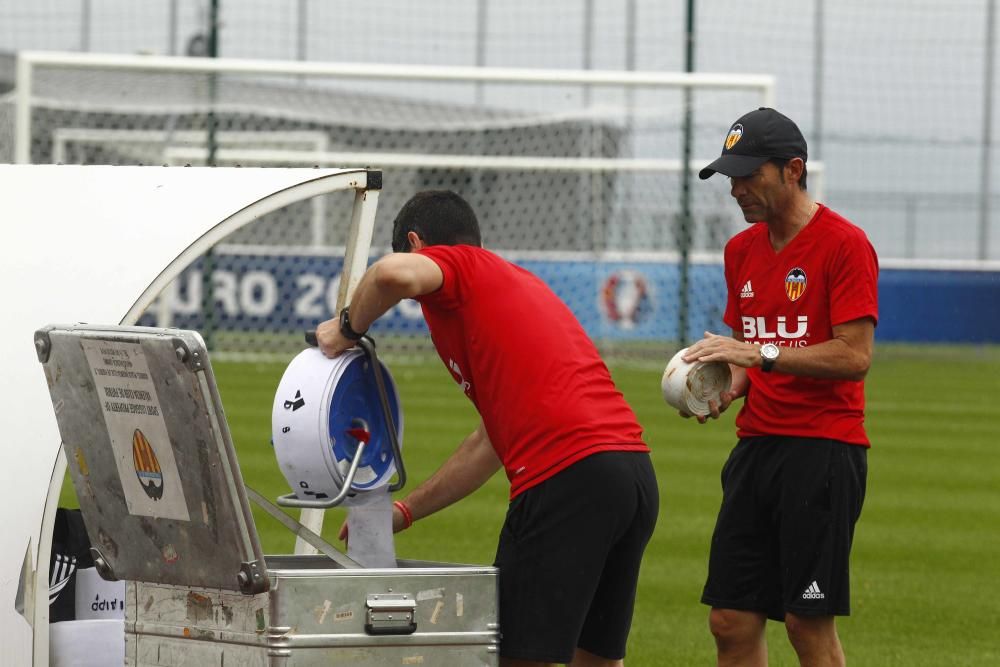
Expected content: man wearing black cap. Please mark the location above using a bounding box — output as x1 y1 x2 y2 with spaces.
681 108 878 667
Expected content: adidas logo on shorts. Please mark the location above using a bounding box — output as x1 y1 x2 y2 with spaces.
740 280 754 299
802 581 825 600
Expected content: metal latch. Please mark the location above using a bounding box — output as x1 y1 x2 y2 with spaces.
365 593 417 636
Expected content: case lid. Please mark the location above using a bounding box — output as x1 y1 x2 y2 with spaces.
35 324 268 594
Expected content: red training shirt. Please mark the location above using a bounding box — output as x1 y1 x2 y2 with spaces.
722 205 879 446
415 245 649 498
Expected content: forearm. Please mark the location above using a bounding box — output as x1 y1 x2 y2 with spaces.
765 338 870 381
347 252 443 331
317 253 442 358
344 263 412 332
685 318 874 383
399 421 502 523
716 337 870 381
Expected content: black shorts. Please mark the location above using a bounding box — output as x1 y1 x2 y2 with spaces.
701 436 867 621
494 451 659 663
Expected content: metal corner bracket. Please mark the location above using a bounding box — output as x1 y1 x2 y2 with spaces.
238 559 269 595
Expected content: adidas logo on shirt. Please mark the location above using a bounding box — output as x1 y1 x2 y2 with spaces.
740 280 754 299
802 581 825 600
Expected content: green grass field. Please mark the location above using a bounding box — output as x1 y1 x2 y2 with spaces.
63 344 1000 665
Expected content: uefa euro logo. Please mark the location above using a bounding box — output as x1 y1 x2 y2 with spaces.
600 270 652 330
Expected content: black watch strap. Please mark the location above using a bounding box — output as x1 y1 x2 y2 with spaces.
760 344 779 373
339 307 366 341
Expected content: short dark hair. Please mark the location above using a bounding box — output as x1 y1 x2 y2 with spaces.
391 190 483 253
769 158 808 190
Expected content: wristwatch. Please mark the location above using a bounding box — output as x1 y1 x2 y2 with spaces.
338 307 366 341
760 343 780 372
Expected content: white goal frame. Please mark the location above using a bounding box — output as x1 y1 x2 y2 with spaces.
15 50 777 165
27 53 998 262
162 146 825 203
15 51 830 227
51 128 330 165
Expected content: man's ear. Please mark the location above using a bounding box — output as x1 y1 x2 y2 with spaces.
786 157 806 187
407 230 426 251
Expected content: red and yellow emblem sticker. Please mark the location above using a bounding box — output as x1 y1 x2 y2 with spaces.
785 267 807 302
132 428 164 500
725 123 744 150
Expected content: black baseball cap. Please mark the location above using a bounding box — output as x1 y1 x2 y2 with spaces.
699 107 807 180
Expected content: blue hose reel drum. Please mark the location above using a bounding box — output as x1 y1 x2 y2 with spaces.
272 348 403 502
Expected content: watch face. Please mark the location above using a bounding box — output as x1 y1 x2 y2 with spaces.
761 343 780 360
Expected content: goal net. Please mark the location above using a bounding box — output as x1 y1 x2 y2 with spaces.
10 52 783 365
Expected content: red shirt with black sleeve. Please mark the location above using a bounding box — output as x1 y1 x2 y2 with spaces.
414 245 649 498
723 205 879 446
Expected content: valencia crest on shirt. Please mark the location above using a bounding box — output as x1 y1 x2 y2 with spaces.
784 267 807 302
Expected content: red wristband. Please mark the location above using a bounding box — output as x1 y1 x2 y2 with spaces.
393 500 414 529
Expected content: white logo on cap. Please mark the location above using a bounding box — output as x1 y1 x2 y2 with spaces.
725 124 744 150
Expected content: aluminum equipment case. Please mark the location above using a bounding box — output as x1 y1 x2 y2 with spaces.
36 324 500 666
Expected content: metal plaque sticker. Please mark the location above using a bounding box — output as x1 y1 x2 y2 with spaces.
81 339 190 521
